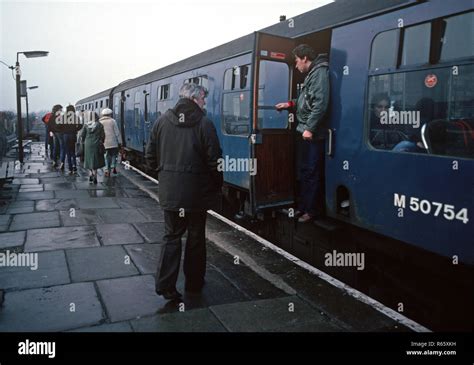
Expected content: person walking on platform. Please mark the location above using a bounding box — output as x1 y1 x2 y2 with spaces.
145 83 223 301
48 104 63 167
99 108 122 177
63 105 83 174
275 44 330 223
80 111 105 184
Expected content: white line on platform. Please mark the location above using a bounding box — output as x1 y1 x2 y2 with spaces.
121 160 431 333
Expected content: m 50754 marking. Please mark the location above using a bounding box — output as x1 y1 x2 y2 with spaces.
394 193 469 224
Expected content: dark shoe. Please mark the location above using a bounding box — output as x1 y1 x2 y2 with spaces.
89 175 93 183
293 209 304 218
298 213 314 223
73 167 77 173
112 168 117 174
156 289 182 301
93 177 98 185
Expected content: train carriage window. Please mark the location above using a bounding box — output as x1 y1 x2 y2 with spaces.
258 60 290 129
105 98 109 107
370 29 399 70
159 84 172 100
440 12 474 62
222 91 250 135
100 100 103 108
367 64 474 159
114 96 119 116
401 23 431 66
224 65 251 91
95 101 98 109
185 75 208 90
134 91 141 128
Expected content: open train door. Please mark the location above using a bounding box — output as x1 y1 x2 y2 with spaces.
249 32 296 215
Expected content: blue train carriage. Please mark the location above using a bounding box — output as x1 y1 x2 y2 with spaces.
324 0 473 265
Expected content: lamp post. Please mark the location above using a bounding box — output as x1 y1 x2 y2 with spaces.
25 85 39 135
15 51 48 163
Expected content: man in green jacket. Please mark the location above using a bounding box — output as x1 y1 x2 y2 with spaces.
276 44 330 223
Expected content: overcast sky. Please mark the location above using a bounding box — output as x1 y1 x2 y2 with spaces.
0 0 333 112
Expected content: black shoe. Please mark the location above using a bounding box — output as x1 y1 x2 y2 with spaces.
156 289 182 301
89 176 93 183
73 167 77 173
93 177 98 185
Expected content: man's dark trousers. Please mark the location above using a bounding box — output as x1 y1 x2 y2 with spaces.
297 137 325 217
156 210 207 292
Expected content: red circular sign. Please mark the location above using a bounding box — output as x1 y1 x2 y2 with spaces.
425 74 438 88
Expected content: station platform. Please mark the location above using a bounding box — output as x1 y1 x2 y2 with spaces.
0 142 413 333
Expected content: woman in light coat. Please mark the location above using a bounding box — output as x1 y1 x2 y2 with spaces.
80 111 105 184
99 108 122 177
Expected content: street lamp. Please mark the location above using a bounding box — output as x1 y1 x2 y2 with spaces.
25 85 39 135
15 51 48 163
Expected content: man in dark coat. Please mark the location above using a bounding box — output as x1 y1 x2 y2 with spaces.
145 83 223 300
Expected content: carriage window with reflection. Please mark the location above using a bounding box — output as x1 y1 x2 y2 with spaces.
367 65 474 158
222 65 251 135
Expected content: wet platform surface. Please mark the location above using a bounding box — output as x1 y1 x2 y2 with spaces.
0 143 410 332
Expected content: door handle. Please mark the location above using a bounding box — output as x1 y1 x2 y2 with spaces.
327 128 333 157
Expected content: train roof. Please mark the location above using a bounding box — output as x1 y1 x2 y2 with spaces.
76 0 418 104
76 88 113 105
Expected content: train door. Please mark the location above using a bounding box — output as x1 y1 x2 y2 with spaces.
250 32 295 214
143 83 152 157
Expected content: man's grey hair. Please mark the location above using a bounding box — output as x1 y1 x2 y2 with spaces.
179 83 208 100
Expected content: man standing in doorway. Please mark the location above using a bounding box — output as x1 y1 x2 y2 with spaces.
146 83 223 300
276 44 330 223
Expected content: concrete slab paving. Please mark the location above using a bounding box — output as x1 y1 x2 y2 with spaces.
0 250 70 291
0 282 104 332
11 178 40 185
5 200 35 214
97 208 148 224
115 197 160 209
16 191 55 201
88 189 129 198
43 182 76 191
59 209 103 226
122 189 150 198
96 223 144 246
24 226 100 252
35 198 77 212
55 190 91 199
0 215 11 232
0 231 25 249
131 308 226 332
9 211 61 231
133 222 165 243
18 185 44 193
210 296 343 332
66 245 139 282
70 321 133 332
75 197 120 209
138 208 164 222
124 243 163 274
96 275 167 323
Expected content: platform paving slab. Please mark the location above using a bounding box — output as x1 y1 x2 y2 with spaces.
131 307 227 332
96 275 168 323
133 222 166 243
59 209 104 227
137 208 164 222
24 226 100 253
11 178 40 185
97 208 148 224
0 215 11 232
124 243 164 274
8 211 60 231
15 191 54 201
66 245 139 282
43 182 76 191
18 185 44 193
96 223 144 246
5 200 35 214
0 250 70 291
75 197 120 209
0 231 25 249
70 321 133 332
115 197 160 209
54 190 91 199
210 296 343 332
35 198 77 212
0 282 104 332
88 189 129 198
